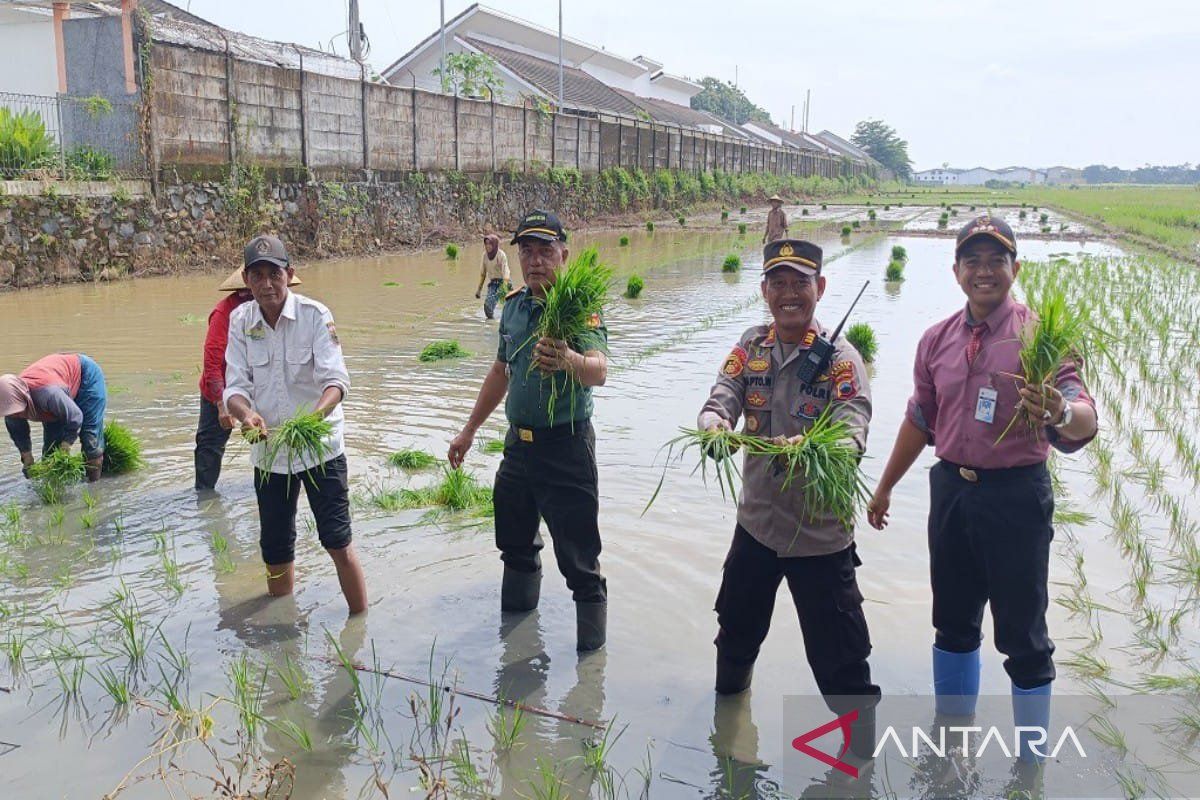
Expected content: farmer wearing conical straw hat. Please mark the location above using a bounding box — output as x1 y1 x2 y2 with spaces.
475 233 511 320
448 209 610 652
223 234 366 615
194 258 300 491
698 238 878 763
867 215 1098 763
764 194 788 244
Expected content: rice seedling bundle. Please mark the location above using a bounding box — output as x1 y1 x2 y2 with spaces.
740 206 747 214
738 223 748 235
260 410 334 476
619 235 629 247
101 421 143 475
645 220 654 232
722 254 741 273
445 243 459 260
419 340 471 362
480 438 506 454
677 215 686 227
802 208 809 216
884 205 890 211
644 408 870 529
841 225 852 237
852 220 861 229
821 204 828 210
387 449 437 470
891 244 907 261
28 449 85 504
529 246 612 423
624 274 644 299
721 210 729 221
845 323 878 363
994 282 1103 444
885 260 905 282
867 209 876 221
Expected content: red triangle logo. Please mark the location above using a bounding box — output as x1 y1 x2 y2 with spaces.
791 709 860 778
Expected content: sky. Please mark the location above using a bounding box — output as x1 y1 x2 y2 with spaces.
179 0 1199 171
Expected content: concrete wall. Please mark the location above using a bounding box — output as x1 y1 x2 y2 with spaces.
61 16 143 171
146 41 867 183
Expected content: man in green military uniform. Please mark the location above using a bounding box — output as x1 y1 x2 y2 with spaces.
698 238 878 759
449 210 610 651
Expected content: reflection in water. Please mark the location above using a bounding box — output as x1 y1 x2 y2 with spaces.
708 691 772 799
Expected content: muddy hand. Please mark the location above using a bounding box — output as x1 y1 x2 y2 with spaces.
534 337 572 373
1019 383 1064 424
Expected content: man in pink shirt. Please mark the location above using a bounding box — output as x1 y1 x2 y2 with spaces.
866 215 1098 764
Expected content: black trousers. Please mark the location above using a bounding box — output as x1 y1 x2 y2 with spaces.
493 421 606 603
715 525 879 703
195 398 232 490
254 454 353 565
928 459 1055 689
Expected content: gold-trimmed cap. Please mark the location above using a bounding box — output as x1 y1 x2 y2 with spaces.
762 239 822 276
956 214 1017 256
511 209 567 245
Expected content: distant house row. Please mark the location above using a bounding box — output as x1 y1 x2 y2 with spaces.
381 4 883 173
913 166 1084 186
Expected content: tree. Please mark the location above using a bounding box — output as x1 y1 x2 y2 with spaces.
690 77 772 126
850 120 913 181
434 52 500 99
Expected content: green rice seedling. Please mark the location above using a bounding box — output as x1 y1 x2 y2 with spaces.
80 510 96 529
645 220 654 232
821 203 827 210
228 651 267 737
383 281 399 287
4 630 28 672
949 209 958 217
1139 670 1200 693
211 531 235 574
107 586 149 663
275 652 311 700
1089 716 1128 756
54 652 86 697
93 664 131 705
721 210 729 221
840 225 852 237
430 467 493 512
480 438 506 454
161 543 185 596
740 206 747 214
624 273 645 299
737 223 747 235
619 235 630 246
1061 650 1111 680
937 214 949 229
583 720 628 786
260 410 334 479
1054 508 1095 526
885 260 905 282
387 448 438 470
82 489 97 510
677 215 686 227
721 254 741 273
802 208 810 216
528 247 612 423
101 421 144 475
1019 210 1027 220
531 757 566 800
1039 213 1049 224
445 243 459 260
266 717 314 751
867 209 876 221
1113 768 1145 799
449 737 484 793
158 626 191 676
27 449 85 504
845 323 877 362
419 340 471 362
891 245 907 262
421 279 439 287
852 220 861 229
486 700 527 752
994 284 1103 444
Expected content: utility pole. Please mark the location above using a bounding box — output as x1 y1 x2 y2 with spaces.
439 0 446 92
348 0 362 61
557 0 564 108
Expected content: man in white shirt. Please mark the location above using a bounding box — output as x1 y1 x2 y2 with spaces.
224 235 367 615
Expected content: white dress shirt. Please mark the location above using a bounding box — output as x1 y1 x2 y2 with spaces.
223 291 351 474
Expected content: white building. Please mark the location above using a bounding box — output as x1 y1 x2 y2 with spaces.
913 168 960 185
382 4 701 113
997 166 1046 185
956 167 1002 185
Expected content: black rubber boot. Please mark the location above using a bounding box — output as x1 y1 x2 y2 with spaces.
500 567 541 612
849 704 877 760
576 601 607 651
715 654 754 695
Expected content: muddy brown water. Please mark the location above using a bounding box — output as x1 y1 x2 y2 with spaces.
0 206 1183 798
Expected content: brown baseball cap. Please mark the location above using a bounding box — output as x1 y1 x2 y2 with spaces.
956 215 1017 256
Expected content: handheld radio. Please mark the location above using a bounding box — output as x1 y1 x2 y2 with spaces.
795 281 870 386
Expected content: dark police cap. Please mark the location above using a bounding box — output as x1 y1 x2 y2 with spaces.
956 214 1017 256
511 209 568 245
243 234 290 269
762 238 822 276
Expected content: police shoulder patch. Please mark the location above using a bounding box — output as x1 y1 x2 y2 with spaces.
835 376 859 402
326 321 340 345
745 414 760 433
722 345 749 378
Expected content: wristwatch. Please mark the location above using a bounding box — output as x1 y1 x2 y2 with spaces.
1053 402 1073 429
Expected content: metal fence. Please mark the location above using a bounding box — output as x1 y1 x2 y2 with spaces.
0 90 146 180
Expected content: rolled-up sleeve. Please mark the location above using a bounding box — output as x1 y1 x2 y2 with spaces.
313 310 351 399
905 333 938 444
1048 357 1097 452
222 310 253 408
698 344 747 430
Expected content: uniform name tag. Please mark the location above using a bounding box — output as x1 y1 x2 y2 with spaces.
975 386 998 424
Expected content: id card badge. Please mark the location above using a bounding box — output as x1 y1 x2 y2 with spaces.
975 386 998 424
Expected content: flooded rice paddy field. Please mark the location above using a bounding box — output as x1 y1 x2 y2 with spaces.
1 205 1198 799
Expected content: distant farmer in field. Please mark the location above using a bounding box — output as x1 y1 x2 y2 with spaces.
224 234 367 616
1 353 107 481
698 238 878 760
764 194 788 243
448 210 610 652
867 215 1098 763
195 264 300 491
476 233 511 319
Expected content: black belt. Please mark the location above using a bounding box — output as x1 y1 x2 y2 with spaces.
508 420 591 444
938 459 1047 484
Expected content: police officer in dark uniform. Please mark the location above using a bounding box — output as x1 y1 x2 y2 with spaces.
449 210 610 651
698 238 878 760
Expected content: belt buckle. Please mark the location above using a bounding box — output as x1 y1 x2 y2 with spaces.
958 467 979 483
518 428 534 443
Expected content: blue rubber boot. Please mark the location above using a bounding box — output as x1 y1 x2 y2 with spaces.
1012 681 1052 763
932 646 981 717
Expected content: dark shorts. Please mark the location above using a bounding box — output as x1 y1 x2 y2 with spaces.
254 453 352 565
